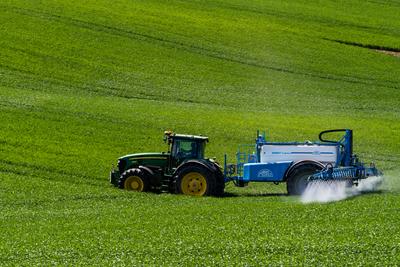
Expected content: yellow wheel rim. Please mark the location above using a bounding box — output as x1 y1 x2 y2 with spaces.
181 172 207 196
124 176 144 191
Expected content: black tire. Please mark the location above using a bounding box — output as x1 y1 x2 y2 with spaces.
174 165 218 196
287 164 322 195
118 168 150 192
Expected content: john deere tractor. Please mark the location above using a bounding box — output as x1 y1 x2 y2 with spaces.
110 131 225 196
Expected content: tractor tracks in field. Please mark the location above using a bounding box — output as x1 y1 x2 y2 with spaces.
325 38 400 58
0 159 103 188
2 5 399 90
208 1 400 40
0 159 132 207
365 0 400 7
0 63 163 102
1 4 221 62
0 90 162 127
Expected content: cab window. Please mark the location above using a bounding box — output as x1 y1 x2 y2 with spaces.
173 140 201 159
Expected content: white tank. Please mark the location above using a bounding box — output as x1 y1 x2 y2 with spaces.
260 144 338 165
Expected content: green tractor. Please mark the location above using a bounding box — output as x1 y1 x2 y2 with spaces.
110 131 225 196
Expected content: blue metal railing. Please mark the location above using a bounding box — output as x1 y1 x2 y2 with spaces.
224 144 256 182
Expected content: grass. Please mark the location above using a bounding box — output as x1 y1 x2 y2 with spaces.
0 0 399 265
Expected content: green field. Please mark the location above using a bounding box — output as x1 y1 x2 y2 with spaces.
1 0 400 265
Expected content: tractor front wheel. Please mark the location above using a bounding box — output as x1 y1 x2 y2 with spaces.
118 168 150 192
175 165 216 196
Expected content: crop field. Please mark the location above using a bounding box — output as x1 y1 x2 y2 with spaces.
1 0 400 265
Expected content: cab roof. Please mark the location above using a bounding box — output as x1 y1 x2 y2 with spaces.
172 133 209 142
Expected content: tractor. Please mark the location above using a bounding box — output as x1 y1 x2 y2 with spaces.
110 129 382 196
109 131 225 196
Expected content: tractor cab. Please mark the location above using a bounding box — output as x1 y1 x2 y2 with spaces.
164 131 209 165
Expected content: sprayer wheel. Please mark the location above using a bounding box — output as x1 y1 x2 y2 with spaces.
287 164 322 195
345 179 353 188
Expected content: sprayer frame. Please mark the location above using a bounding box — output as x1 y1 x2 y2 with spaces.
223 129 381 187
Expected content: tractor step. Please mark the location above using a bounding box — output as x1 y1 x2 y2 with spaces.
159 176 173 193
160 184 170 190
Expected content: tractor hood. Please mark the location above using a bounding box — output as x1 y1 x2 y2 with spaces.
117 152 170 174
119 152 170 161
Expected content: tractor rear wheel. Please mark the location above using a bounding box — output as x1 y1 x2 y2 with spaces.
175 165 217 196
287 164 322 195
118 168 150 192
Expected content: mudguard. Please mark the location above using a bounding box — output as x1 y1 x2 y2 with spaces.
284 160 325 181
175 159 220 175
139 165 162 186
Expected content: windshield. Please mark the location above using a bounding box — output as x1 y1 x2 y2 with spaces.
172 140 205 159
